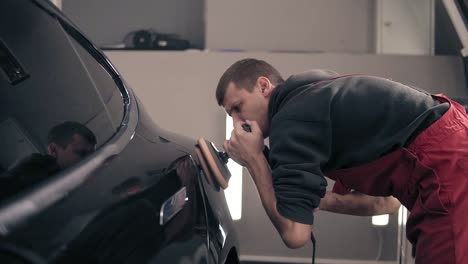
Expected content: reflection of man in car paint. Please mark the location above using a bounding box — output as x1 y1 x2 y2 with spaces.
46 121 96 169
0 121 96 199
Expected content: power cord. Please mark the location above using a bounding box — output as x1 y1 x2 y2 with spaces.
375 228 383 262
311 232 316 264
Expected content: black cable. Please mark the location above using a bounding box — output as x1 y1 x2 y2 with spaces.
311 232 316 264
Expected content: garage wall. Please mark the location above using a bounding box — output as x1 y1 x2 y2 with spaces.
63 0 205 48
62 0 462 55
205 0 375 53
105 50 467 262
63 0 376 53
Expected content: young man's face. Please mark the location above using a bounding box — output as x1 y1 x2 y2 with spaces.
223 78 272 137
50 134 95 169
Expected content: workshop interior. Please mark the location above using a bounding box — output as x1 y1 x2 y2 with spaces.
0 0 467 264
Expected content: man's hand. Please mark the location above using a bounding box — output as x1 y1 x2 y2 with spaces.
223 120 264 167
319 190 401 216
224 120 312 249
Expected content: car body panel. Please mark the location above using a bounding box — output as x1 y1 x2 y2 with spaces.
0 0 239 263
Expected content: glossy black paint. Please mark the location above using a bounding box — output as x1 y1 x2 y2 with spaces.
0 0 239 263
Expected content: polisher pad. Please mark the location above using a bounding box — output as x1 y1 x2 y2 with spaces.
195 147 214 186
196 137 231 189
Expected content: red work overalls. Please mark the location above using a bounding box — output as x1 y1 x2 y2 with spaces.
325 94 468 264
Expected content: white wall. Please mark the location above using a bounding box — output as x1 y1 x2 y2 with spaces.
206 0 375 53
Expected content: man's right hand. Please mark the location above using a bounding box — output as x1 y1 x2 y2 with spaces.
223 120 264 167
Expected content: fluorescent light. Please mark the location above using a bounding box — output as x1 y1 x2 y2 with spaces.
398 205 407 226
224 115 242 220
372 214 389 226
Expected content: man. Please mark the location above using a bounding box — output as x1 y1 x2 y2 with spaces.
217 58 468 264
0 121 96 200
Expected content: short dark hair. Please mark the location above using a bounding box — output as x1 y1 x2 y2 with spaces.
47 121 96 148
216 58 284 106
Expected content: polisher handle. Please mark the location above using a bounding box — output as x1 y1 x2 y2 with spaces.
242 123 251 132
219 152 229 164
218 124 252 164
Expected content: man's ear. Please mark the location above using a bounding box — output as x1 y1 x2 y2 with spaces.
256 76 274 97
48 143 58 157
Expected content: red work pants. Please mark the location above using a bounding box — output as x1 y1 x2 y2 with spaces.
327 94 468 263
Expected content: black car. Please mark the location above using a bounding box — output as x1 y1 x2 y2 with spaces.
0 0 239 263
